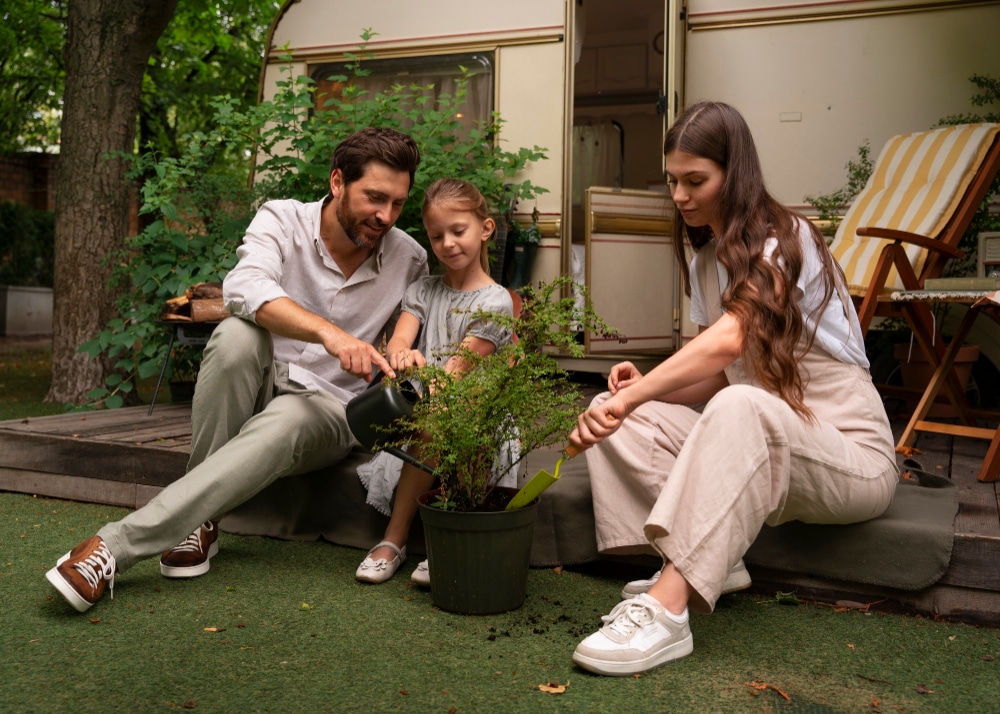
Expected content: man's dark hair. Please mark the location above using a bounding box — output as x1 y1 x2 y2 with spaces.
330 127 420 188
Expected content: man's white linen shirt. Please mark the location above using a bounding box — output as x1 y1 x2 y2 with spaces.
223 198 428 404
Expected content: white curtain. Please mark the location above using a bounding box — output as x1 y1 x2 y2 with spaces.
572 119 623 206
314 61 492 135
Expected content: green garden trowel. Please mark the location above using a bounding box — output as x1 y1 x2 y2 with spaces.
506 443 583 510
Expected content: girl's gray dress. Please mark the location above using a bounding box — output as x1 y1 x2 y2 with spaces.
358 276 517 515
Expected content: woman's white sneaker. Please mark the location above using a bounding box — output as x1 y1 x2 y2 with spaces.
573 593 693 676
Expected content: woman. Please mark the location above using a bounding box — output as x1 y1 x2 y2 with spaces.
569 102 897 676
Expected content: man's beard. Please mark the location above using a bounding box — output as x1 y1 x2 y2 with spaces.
337 189 389 250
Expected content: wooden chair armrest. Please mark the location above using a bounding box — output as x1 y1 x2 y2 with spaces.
856 226 964 258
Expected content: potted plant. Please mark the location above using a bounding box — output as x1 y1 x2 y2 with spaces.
384 276 614 614
506 209 542 290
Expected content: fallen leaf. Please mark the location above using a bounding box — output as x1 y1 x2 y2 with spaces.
916 684 934 694
552 566 563 574
894 445 923 457
848 643 856 650
745 681 790 701
89 618 100 624
539 681 569 694
983 654 994 662
183 702 196 709
299 602 313 611
399 689 409 696
203 627 225 633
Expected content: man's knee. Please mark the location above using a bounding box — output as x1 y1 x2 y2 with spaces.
202 317 272 372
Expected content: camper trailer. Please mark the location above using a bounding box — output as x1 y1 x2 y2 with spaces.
261 0 1000 374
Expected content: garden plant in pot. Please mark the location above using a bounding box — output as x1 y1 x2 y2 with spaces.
349 277 614 614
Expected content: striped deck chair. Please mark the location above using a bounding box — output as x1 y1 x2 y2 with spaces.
830 123 1000 336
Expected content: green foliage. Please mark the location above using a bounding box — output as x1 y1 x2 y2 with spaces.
508 218 542 246
80 31 549 408
388 277 615 512
0 1 66 152
935 73 1000 277
138 0 281 163
0 201 55 287
806 73 1000 263
803 141 873 236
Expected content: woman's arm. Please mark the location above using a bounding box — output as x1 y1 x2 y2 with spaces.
572 311 743 449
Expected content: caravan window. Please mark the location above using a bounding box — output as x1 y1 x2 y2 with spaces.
310 53 494 135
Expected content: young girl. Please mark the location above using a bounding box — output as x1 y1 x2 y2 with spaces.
568 102 897 675
356 178 516 585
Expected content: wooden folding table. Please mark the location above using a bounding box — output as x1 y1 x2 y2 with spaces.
890 289 1000 482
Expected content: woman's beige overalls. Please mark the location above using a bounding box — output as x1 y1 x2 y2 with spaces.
586 240 898 613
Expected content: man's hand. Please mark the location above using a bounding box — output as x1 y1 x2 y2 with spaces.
322 328 394 381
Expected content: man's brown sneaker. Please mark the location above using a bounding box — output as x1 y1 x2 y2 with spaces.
46 536 116 612
160 521 219 578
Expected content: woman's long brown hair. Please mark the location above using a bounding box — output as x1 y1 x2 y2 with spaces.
667 102 840 419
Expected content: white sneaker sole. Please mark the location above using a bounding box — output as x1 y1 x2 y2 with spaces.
45 564 94 613
160 541 219 578
572 630 694 676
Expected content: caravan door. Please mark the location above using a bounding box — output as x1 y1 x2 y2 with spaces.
568 0 690 368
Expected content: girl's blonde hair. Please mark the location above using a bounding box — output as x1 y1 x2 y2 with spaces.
422 178 494 272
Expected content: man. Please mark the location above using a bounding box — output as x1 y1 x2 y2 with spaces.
47 127 428 612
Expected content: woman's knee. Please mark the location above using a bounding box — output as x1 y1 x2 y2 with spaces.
703 384 770 420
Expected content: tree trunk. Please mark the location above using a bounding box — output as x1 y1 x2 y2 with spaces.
46 0 178 404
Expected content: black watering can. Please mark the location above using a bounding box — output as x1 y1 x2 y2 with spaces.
345 373 439 477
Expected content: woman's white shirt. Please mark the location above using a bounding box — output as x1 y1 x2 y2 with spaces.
688 218 869 368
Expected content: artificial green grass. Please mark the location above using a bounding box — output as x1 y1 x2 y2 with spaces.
0 342 64 420
4 492 998 713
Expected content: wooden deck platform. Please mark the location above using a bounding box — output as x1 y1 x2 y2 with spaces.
2 403 999 625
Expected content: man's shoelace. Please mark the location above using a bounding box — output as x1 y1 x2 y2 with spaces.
601 598 655 637
169 522 213 554
73 544 116 599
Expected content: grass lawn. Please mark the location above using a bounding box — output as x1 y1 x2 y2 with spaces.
2 337 999 712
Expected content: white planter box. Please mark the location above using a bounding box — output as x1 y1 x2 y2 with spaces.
0 285 53 335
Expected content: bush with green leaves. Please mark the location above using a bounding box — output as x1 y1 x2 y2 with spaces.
0 201 54 287
935 73 1000 277
80 30 548 409
386 277 615 512
805 72 999 261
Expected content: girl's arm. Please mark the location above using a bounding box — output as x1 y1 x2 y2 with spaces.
572 311 743 449
385 311 424 371
443 334 497 377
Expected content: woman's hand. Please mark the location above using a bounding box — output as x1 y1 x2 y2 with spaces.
570 392 632 451
608 361 642 394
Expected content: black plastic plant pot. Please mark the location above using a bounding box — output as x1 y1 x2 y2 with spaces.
417 489 538 615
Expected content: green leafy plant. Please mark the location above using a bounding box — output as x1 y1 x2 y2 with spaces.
79 30 548 409
0 201 54 287
387 276 615 512
508 218 542 246
803 141 873 237
935 73 1000 277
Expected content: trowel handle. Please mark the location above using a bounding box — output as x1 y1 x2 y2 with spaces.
563 443 585 459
